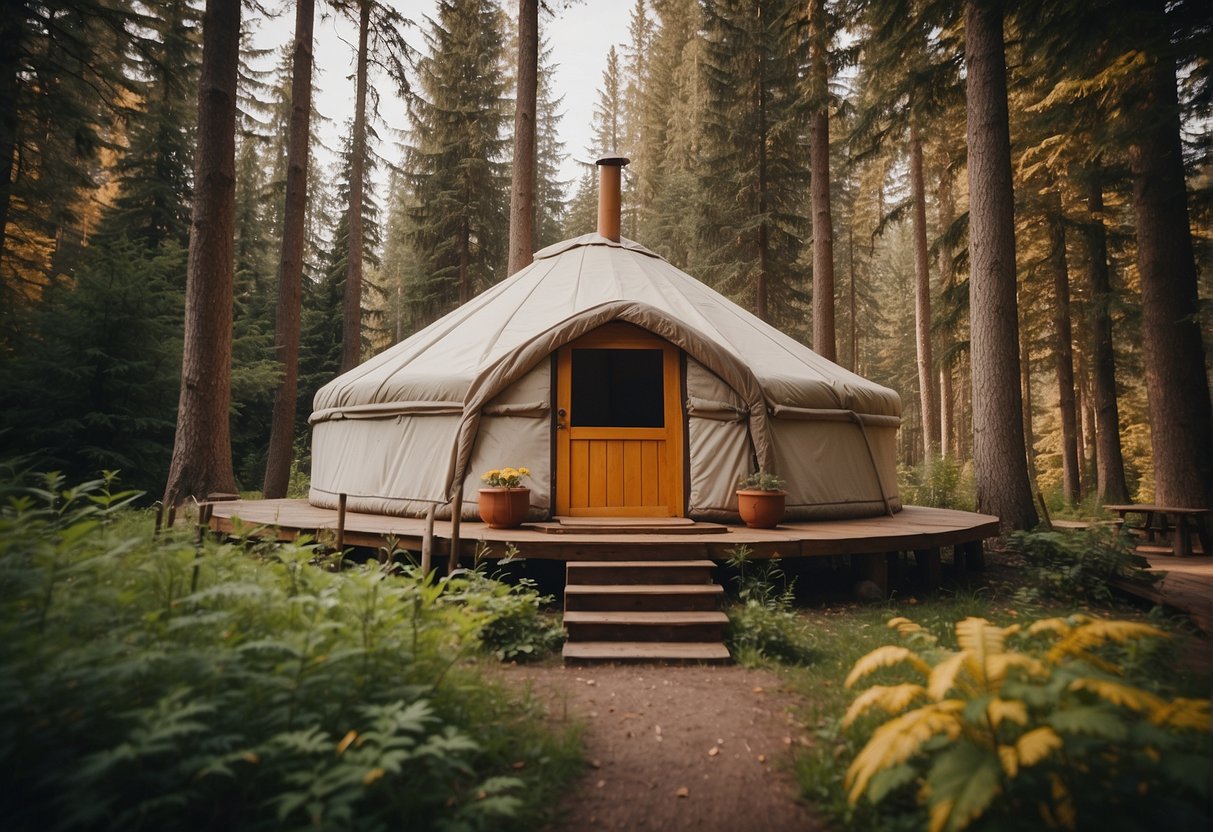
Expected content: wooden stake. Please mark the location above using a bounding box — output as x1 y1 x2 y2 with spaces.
335 493 347 564
421 503 436 574
448 486 463 573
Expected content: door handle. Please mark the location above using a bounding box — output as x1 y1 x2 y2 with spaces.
557 408 567 429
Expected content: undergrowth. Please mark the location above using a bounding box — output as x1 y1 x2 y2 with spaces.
0 470 579 831
724 546 816 665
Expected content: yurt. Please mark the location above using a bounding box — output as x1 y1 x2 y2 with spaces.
308 158 902 524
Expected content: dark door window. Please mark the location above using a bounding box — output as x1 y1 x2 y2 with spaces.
570 348 665 427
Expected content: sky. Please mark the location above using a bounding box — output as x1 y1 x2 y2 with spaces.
254 0 631 197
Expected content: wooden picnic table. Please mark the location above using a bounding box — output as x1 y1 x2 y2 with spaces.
1104 504 1211 557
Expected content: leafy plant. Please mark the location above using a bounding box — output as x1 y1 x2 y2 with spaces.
897 456 974 510
842 614 1210 832
0 471 580 831
446 545 564 662
480 467 530 488
737 470 786 491
1007 527 1159 603
724 546 815 664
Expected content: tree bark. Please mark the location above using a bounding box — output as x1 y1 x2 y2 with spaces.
809 0 835 360
1047 187 1080 504
0 9 22 273
1081 166 1129 502
341 0 370 373
1128 30 1212 512
964 0 1038 531
163 0 241 507
263 0 314 499
937 167 957 459
909 124 938 459
506 0 537 275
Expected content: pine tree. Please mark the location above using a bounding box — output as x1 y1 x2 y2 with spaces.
507 0 538 275
406 0 509 325
163 0 242 506
533 38 567 250
964 0 1038 530
698 0 810 329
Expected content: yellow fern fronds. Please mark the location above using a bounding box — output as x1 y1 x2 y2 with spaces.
985 698 1029 729
842 683 928 728
1016 726 1063 767
983 652 1049 685
846 701 965 803
888 616 925 636
929 796 957 832
1026 617 1074 638
1069 678 1165 714
1149 697 1211 731
929 651 967 700
997 743 1019 778
845 645 933 689
1049 772 1077 830
1047 619 1167 665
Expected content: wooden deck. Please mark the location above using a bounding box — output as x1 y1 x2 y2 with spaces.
1114 551 1213 634
206 499 999 563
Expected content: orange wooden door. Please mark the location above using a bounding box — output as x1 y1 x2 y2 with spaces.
555 324 684 517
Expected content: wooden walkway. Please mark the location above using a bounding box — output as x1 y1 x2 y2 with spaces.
1114 550 1213 634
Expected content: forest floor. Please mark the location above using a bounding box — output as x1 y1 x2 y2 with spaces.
498 662 827 832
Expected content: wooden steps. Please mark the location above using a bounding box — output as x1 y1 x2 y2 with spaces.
562 560 730 663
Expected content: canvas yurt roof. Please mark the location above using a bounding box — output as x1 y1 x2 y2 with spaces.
310 158 902 521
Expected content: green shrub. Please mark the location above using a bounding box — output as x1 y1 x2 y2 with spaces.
897 456 975 510
842 614 1211 832
1007 527 1159 604
724 546 815 664
0 472 578 831
447 546 565 662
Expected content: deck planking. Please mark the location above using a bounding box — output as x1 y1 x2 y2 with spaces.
1112 552 1213 634
206 498 999 563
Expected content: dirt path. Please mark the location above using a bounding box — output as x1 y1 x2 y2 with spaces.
500 663 826 831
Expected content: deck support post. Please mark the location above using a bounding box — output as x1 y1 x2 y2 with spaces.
335 493 348 566
963 540 985 571
860 553 888 598
448 486 463 573
421 504 436 574
915 548 942 591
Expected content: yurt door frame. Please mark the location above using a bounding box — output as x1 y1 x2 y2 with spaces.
555 323 684 517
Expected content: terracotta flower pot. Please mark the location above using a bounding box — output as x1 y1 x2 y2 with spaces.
478 487 531 529
736 489 786 529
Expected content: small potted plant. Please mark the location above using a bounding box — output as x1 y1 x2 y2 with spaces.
478 466 531 529
736 471 786 529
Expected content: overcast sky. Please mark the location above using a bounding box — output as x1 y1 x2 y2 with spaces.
254 0 630 197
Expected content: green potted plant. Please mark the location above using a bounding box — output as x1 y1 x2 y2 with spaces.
478 466 531 529
736 471 786 529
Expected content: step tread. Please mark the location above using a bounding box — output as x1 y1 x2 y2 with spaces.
562 641 731 661
567 560 717 569
563 610 728 624
565 583 724 595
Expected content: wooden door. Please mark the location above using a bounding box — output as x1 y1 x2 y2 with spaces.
555 323 684 517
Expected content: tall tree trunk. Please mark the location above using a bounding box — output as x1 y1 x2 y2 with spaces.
507 0 537 275
163 0 241 507
809 0 835 360
1076 349 1098 493
458 219 470 304
909 124 938 459
341 0 370 373
1128 26 1212 512
1047 187 1080 504
937 167 957 459
0 10 22 274
755 50 769 322
940 363 953 459
848 223 857 372
1082 166 1129 502
1020 314 1035 481
964 0 1038 531
263 0 314 499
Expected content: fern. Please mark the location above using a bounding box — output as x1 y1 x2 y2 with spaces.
843 614 1212 831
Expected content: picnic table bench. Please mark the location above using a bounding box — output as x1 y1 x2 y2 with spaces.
1104 504 1211 557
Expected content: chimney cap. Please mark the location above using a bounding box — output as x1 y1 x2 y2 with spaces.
596 154 630 167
